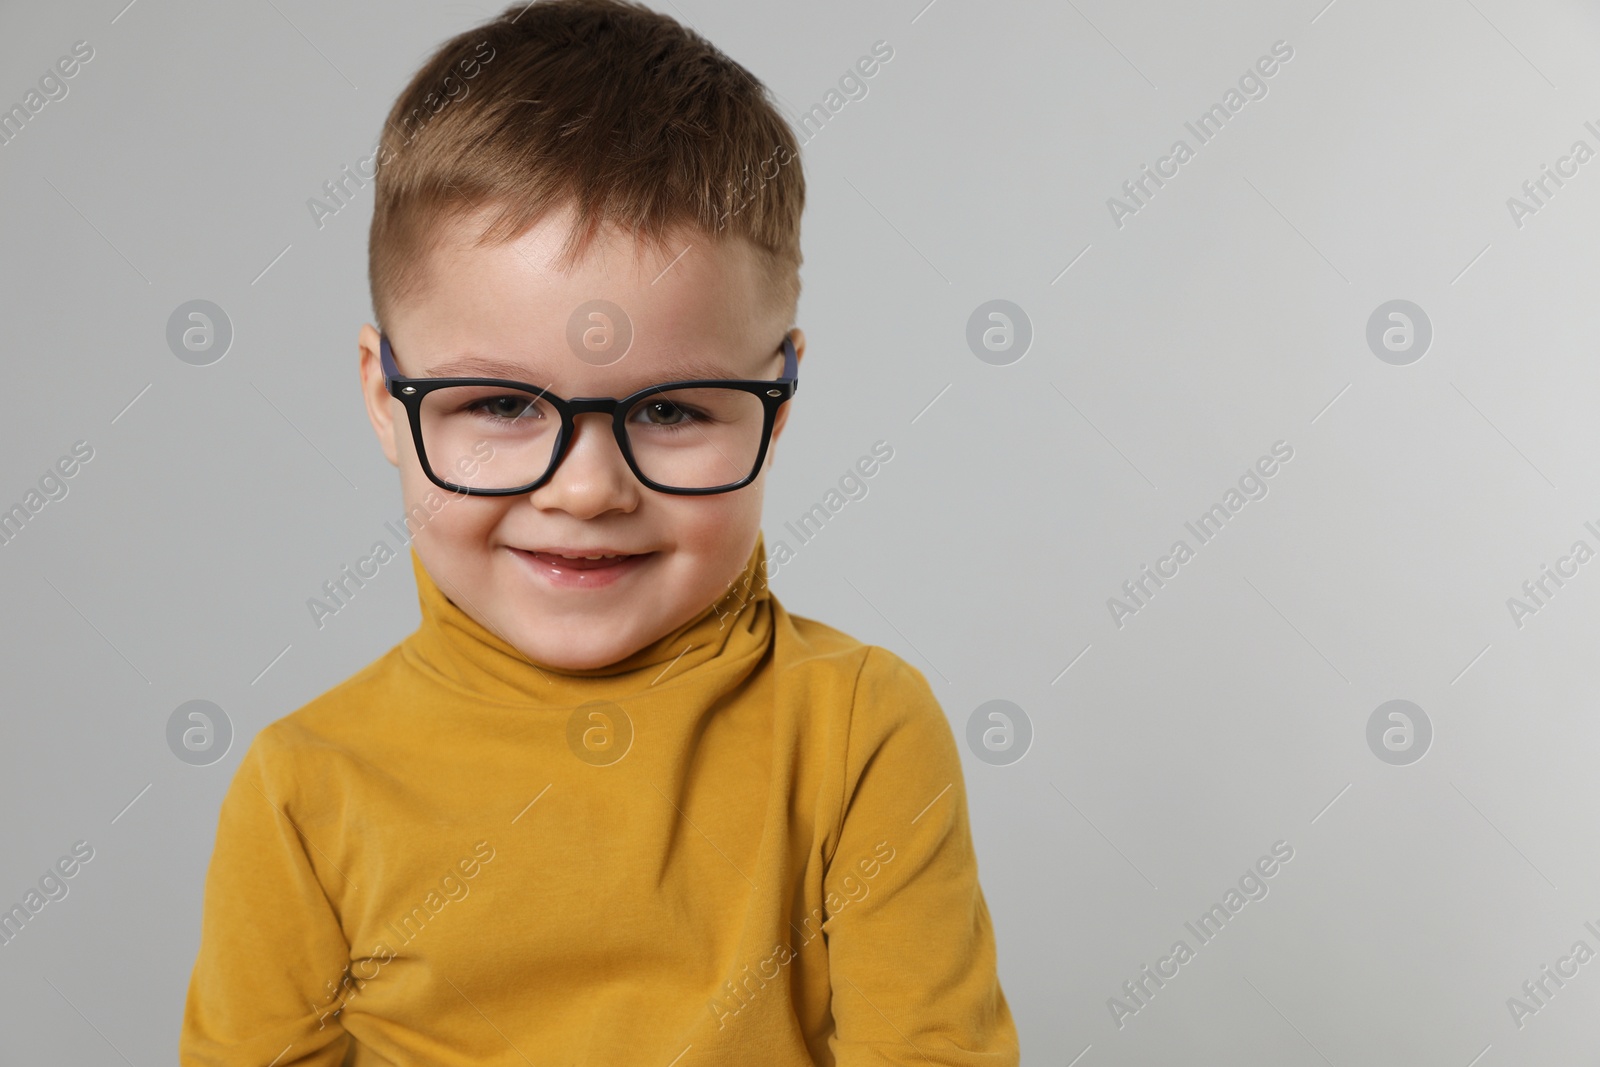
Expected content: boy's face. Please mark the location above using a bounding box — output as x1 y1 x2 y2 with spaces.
357 201 804 671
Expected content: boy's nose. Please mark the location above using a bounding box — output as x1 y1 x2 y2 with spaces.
534 412 638 510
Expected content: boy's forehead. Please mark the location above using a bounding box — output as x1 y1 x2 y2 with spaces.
430 200 763 301
416 346 768 386
397 207 782 384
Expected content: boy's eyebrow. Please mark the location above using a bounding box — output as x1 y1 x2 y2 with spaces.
420 354 774 384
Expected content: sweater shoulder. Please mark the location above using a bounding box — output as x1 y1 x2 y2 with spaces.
768 595 875 677
769 597 940 729
253 643 407 761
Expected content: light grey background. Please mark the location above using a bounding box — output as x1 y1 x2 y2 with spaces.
3 0 1600 1062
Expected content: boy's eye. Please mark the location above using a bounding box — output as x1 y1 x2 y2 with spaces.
635 400 707 427
467 394 544 421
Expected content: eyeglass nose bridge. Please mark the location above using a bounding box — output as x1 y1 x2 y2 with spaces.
542 396 637 488
563 396 629 417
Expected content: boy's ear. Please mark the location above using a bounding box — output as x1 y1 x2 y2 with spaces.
768 327 805 454
358 323 402 468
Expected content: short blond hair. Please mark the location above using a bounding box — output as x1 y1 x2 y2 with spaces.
367 0 805 331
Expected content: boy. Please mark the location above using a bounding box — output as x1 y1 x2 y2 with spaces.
180 2 1018 1063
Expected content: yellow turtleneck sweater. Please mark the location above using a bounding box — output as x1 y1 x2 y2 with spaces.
181 531 1019 1065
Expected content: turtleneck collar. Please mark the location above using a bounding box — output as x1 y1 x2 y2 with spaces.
399 531 773 706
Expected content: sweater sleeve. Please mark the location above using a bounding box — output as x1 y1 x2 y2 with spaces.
180 726 355 1066
822 647 1020 1066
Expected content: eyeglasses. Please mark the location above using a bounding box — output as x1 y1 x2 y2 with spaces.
380 331 798 496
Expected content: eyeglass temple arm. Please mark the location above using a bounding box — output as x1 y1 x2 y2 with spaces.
380 334 402 385
381 332 797 389
778 333 798 391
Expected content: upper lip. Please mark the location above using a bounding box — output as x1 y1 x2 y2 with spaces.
514 546 653 557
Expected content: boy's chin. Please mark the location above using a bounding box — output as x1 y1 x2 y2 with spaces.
510 629 646 671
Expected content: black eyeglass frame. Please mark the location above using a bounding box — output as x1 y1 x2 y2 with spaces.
380 331 799 497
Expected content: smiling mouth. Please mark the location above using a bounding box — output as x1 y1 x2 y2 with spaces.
511 548 656 571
